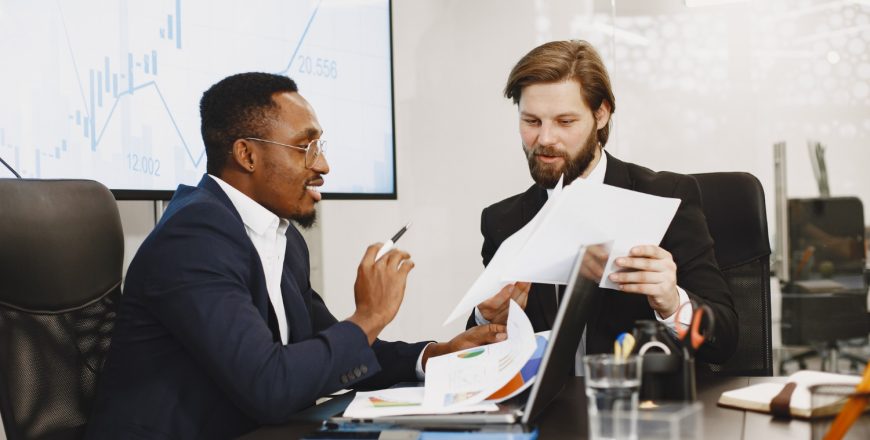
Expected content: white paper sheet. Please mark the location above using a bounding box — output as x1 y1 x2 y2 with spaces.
445 178 680 325
508 179 680 290
342 387 498 418
443 177 564 325
424 300 537 408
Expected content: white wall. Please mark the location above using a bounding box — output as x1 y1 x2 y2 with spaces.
317 0 542 342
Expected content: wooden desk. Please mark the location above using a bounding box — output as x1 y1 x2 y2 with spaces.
533 375 768 439
239 375 855 439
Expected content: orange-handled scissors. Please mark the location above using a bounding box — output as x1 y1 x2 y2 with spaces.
673 300 715 356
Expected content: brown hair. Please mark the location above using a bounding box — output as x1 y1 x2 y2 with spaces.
505 40 616 146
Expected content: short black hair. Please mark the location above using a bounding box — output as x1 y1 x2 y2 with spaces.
199 72 299 175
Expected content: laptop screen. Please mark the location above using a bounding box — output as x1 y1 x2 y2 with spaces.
522 242 611 424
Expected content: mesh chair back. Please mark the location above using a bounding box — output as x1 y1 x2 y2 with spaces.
691 172 773 376
0 179 123 440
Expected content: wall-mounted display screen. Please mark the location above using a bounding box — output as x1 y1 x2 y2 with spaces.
0 0 396 199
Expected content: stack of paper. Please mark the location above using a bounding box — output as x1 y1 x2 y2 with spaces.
424 301 537 408
444 178 681 324
343 302 548 418
341 387 498 419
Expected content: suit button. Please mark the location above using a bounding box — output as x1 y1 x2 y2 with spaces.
353 367 362 377
361 365 368 374
340 374 348 384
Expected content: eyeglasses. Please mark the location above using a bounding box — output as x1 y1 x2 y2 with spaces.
244 137 327 168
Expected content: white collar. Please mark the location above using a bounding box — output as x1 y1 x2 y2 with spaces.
208 174 287 235
586 150 607 184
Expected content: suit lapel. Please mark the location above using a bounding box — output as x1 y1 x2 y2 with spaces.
280 269 311 342
521 184 548 227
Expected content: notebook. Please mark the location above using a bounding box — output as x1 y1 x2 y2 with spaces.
717 370 862 418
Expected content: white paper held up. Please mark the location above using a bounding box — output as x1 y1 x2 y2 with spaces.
508 179 680 290
443 176 565 325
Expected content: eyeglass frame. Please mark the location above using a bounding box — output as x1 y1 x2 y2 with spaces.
243 137 327 168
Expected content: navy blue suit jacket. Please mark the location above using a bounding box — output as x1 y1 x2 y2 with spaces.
87 176 428 439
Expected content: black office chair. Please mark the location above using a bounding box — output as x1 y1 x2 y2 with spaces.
690 172 773 376
779 197 869 374
0 179 123 440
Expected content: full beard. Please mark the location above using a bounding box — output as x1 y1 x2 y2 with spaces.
525 126 599 189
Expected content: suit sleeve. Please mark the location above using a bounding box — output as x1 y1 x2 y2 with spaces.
140 203 381 425
664 176 738 364
307 288 429 390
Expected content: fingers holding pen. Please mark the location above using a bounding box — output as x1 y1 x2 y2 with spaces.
381 248 412 270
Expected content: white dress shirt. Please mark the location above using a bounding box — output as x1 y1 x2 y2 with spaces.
472 153 692 374
210 175 428 378
210 175 291 345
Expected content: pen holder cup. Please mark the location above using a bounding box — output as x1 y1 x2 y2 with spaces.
632 320 696 402
639 352 696 402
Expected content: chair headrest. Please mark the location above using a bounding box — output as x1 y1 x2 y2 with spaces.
0 179 123 312
690 172 771 270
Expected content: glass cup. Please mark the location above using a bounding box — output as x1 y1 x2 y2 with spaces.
584 354 643 440
809 383 870 440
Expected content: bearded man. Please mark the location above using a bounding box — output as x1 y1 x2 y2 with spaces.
467 40 738 370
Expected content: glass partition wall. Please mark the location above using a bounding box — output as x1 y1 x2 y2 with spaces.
534 0 870 374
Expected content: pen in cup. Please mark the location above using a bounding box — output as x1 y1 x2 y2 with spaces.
614 332 636 361
375 221 412 261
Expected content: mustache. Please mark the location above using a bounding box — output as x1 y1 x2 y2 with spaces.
527 144 569 160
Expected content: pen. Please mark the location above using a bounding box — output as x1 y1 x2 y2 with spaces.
613 332 636 361
375 221 412 261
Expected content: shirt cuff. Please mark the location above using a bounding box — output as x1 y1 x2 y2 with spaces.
415 342 436 379
474 307 491 326
655 286 692 331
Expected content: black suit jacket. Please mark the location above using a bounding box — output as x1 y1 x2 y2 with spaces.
87 176 428 439
468 153 737 364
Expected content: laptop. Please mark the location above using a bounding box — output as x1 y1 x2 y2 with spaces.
298 243 610 428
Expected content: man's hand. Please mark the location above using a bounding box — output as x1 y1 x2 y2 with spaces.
476 282 531 325
608 245 680 319
347 243 415 344
421 324 508 372
579 243 609 283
